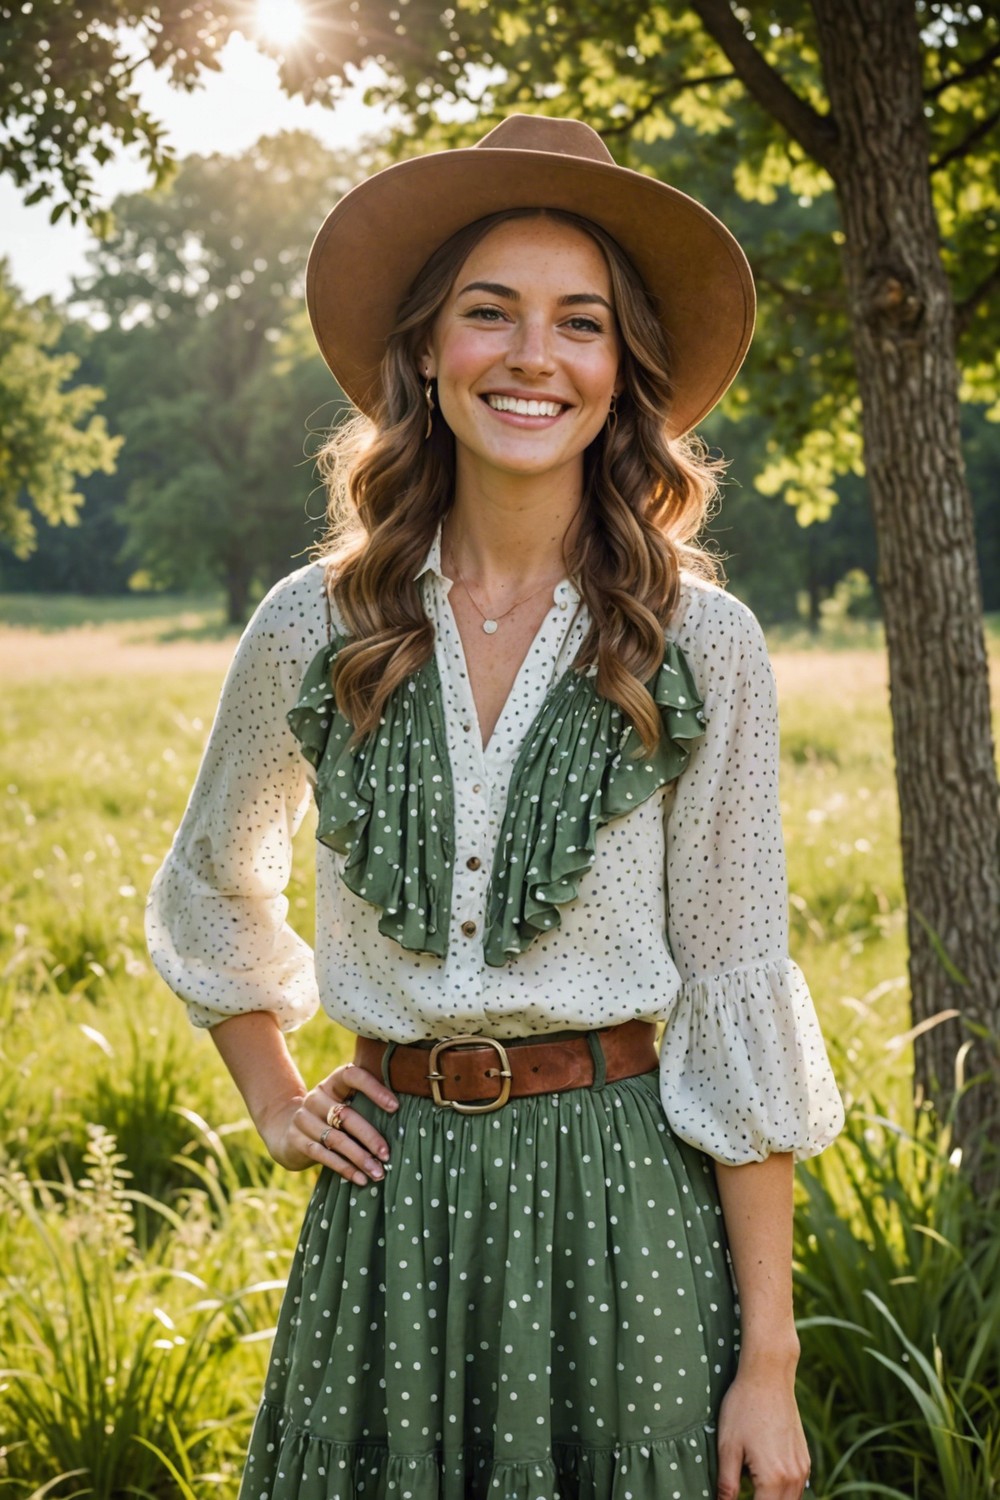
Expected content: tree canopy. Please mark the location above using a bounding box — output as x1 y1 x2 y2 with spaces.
0 260 120 556
4 3 996 509
68 130 351 620
0 0 417 228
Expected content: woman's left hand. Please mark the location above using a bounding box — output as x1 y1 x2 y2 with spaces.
715 1365 811 1499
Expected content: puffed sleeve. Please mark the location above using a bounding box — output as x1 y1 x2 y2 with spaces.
144 563 330 1030
659 581 845 1165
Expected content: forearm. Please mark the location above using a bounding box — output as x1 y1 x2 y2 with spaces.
209 1009 307 1144
714 1151 799 1372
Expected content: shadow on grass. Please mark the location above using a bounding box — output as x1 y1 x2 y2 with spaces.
0 592 244 640
140 617 240 644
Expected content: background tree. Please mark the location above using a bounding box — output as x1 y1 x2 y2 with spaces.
0 260 121 557
70 131 351 622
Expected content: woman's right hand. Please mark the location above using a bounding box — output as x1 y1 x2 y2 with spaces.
261 1062 399 1186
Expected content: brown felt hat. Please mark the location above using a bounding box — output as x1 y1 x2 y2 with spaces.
306 114 755 438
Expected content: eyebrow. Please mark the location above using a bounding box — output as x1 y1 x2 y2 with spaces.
456 280 613 313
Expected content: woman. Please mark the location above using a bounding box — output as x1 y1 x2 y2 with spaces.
146 115 844 1500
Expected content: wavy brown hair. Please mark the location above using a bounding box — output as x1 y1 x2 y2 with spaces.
315 207 723 753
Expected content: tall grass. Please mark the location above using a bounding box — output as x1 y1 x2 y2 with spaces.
0 1125 298 1496
795 1101 1000 1496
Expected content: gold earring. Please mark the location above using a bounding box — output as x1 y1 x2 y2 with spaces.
423 377 435 440
606 393 618 436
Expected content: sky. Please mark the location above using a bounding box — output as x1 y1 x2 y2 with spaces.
1 30 396 305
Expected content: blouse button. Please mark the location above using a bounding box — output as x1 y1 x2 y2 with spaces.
466 856 481 871
472 783 482 794
461 920 477 937
462 722 472 733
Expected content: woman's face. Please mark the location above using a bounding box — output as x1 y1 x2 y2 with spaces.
422 216 621 488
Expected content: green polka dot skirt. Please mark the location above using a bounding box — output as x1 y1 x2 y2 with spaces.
240 1069 738 1499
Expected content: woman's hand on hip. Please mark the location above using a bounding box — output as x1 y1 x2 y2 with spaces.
716 1361 811 1500
260 1062 399 1185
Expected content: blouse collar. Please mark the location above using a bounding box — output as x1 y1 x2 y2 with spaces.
413 520 581 606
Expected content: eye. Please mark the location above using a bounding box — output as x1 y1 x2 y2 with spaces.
463 305 508 323
563 315 604 334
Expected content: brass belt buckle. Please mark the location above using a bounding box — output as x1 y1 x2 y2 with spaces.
427 1036 513 1114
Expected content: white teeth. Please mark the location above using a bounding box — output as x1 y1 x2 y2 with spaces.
485 394 564 417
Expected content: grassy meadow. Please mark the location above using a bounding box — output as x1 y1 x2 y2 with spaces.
1 596 998 1497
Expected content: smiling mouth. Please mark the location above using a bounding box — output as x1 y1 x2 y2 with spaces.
483 394 568 417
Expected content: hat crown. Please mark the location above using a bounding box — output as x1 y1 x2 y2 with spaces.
475 113 614 166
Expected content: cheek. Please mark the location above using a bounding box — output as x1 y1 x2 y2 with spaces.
435 329 495 389
578 350 620 404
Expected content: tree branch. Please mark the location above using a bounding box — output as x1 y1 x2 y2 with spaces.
930 106 1000 173
687 0 840 174
924 39 1000 100
671 70 738 90
955 256 1000 338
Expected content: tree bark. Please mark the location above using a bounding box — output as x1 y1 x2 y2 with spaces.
806 0 1000 1178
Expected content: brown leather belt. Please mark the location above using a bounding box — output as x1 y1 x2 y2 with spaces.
353 1020 657 1115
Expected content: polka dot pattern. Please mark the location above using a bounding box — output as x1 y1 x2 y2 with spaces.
238 1072 737 1500
145 525 844 1166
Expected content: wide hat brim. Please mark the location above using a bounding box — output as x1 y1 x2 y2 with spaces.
306 119 755 439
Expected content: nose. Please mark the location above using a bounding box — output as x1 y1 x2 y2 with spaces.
504 314 555 377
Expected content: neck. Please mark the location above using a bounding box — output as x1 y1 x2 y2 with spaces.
444 456 584 590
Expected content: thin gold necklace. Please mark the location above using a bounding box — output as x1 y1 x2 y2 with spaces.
445 537 563 635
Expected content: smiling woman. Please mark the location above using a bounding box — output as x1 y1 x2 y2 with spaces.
145 114 842 1500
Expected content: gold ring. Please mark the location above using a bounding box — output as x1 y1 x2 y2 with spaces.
326 1100 349 1130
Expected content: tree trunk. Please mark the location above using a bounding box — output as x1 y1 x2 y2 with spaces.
224 558 253 626
809 0 1000 1179
806 530 821 634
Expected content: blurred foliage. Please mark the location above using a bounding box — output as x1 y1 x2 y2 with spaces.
0 260 120 557
61 131 354 621
2 4 997 517
0 0 429 227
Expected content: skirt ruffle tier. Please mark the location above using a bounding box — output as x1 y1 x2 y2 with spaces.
240 1070 738 1500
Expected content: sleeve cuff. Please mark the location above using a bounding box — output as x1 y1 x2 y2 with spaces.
144 877 320 1033
659 957 845 1166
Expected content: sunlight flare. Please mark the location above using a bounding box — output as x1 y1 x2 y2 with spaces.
255 0 307 47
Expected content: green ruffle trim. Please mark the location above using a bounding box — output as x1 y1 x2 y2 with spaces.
286 635 705 966
286 633 455 957
241 1413 719 1498
483 642 706 965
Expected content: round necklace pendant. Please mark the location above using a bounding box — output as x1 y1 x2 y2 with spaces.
482 618 499 635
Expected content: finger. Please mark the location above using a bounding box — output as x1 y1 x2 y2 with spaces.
298 1105 385 1184
316 1099 392 1163
313 1139 370 1187
716 1442 743 1500
325 1062 399 1115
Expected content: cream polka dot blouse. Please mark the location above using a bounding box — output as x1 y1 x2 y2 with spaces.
146 527 844 1166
